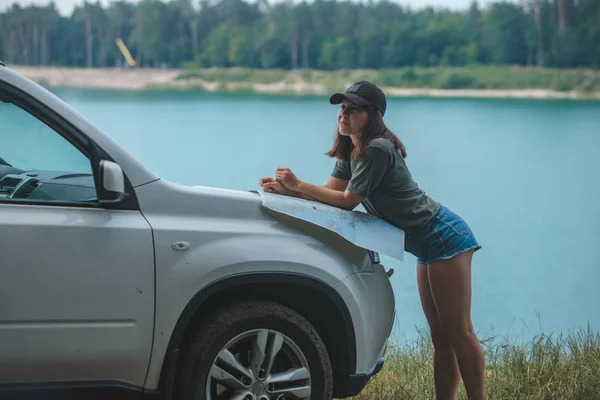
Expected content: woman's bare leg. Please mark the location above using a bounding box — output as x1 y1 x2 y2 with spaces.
427 250 486 400
417 263 461 399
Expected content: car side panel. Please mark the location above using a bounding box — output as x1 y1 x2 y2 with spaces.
0 203 155 386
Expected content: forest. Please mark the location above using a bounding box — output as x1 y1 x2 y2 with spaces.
1 0 598 71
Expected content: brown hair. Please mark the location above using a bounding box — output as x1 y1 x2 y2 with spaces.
325 105 407 162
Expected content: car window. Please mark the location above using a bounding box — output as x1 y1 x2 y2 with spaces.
0 101 98 204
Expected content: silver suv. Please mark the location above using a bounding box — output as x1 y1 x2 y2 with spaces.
0 61 397 400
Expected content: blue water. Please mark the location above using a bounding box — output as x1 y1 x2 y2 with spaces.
51 88 600 344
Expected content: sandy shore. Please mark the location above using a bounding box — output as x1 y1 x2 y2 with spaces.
10 66 600 101
12 66 181 90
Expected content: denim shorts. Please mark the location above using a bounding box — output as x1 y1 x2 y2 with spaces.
405 205 482 264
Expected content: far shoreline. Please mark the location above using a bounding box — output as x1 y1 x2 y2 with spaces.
10 66 600 102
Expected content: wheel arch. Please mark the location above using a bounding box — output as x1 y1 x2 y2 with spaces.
158 272 357 400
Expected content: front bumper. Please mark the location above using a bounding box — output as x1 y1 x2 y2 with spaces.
335 262 396 371
333 262 395 397
344 357 385 397
343 319 391 397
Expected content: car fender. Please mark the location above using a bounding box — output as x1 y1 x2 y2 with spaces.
143 234 367 390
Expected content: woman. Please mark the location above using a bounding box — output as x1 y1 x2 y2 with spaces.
260 80 485 400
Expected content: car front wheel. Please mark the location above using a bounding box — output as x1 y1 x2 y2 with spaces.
175 300 333 400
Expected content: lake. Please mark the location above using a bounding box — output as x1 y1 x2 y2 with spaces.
49 88 600 345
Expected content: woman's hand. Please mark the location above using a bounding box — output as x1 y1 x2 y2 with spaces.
263 181 295 196
259 176 293 196
275 168 301 191
259 177 276 187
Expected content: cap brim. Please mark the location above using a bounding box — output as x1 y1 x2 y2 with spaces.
329 93 372 107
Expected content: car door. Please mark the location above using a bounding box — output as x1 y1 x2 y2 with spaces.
0 86 155 392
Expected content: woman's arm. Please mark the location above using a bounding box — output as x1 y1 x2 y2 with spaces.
323 176 349 192
294 176 348 200
270 145 389 209
262 175 347 200
297 182 363 210
263 180 317 201
274 168 364 210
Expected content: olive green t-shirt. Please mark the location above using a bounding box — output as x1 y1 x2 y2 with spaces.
331 137 441 234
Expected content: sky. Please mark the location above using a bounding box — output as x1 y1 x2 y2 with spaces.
0 0 507 15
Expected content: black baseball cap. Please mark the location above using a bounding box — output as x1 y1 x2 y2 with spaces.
329 81 387 116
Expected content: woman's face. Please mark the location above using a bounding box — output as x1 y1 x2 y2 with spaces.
338 99 368 138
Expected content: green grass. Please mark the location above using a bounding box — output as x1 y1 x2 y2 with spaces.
346 325 600 400
175 66 600 94
375 66 600 92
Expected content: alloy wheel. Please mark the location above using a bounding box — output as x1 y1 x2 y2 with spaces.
206 328 312 400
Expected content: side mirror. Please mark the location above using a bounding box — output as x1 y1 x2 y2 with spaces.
97 160 128 204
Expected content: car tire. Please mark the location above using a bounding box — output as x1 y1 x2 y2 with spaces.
174 299 333 400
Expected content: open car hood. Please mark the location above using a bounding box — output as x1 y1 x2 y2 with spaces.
256 191 405 262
